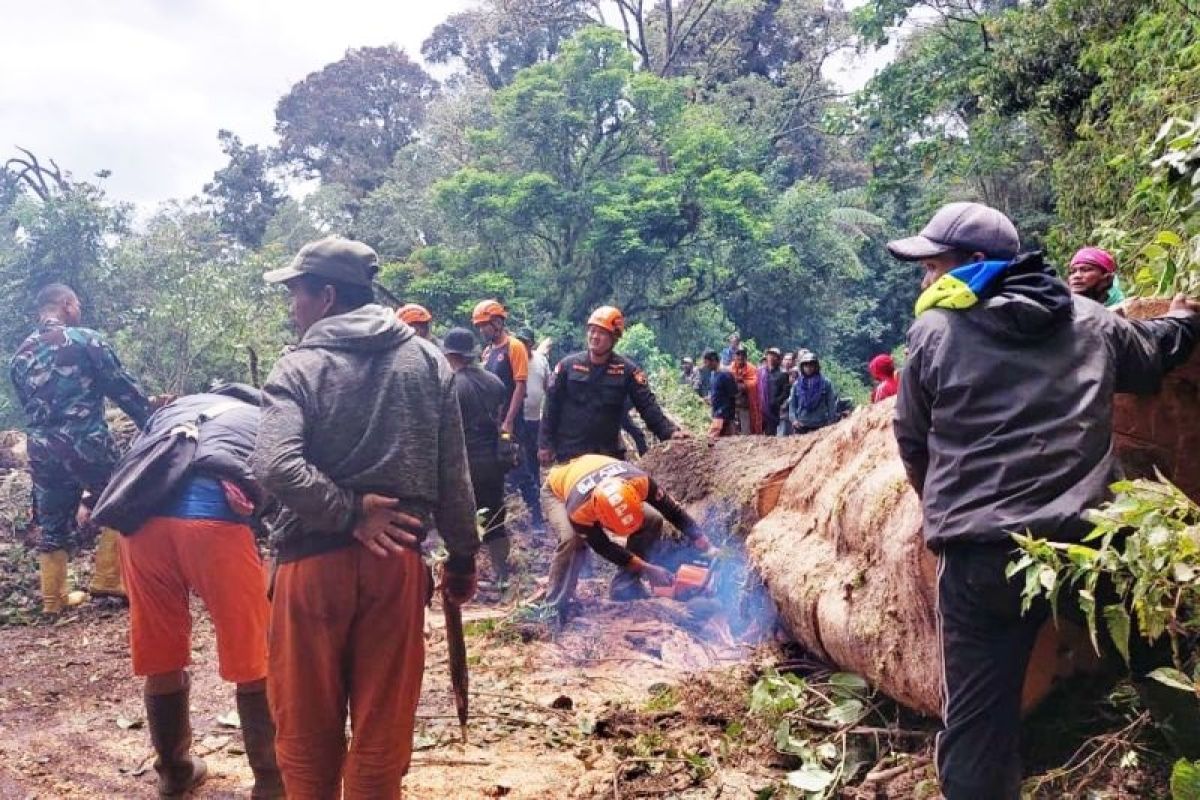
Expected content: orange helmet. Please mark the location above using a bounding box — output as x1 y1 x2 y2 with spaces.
397 303 432 325
592 478 644 537
472 299 507 325
587 305 625 338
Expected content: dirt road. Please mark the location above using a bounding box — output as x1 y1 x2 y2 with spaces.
0 536 770 799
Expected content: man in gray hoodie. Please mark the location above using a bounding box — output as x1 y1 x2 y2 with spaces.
253 237 478 799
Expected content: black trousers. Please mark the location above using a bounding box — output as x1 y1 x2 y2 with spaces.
469 455 507 544
936 543 1044 799
935 542 1179 800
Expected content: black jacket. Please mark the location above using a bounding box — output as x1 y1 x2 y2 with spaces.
540 351 677 463
93 386 261 534
894 253 1199 548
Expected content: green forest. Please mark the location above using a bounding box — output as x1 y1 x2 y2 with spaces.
3 0 1200 426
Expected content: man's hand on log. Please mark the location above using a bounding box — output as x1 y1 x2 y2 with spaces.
354 494 423 558
1170 293 1200 315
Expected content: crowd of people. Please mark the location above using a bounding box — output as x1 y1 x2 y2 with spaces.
679 336 896 438
5 200 1198 799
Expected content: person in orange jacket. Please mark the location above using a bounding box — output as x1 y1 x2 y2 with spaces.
543 453 718 611
728 347 762 434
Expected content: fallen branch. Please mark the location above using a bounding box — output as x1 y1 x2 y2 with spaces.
862 755 932 784
469 689 574 717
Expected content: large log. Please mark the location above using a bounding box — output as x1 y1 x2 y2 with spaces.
645 301 1200 717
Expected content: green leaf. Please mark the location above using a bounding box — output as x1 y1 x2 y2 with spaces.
1156 230 1185 247
828 672 869 695
774 719 792 752
826 698 866 726
1171 758 1200 800
786 765 836 792
1103 604 1131 666
1148 667 1197 694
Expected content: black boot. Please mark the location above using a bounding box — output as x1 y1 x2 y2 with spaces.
144 676 207 798
236 690 285 799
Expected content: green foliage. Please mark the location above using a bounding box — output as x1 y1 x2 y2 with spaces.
818 357 869 409
202 130 284 248
1010 475 1200 684
1173 758 1200 800
421 0 593 90
749 668 878 799
434 26 772 326
614 322 672 374
107 209 290 394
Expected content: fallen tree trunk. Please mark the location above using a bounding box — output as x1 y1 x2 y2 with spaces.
644 301 1198 717
645 407 1102 717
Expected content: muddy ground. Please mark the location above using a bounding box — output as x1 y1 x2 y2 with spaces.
0 496 1177 799
0 503 798 800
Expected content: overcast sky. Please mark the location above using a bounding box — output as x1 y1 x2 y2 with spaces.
1 0 471 208
2 0 891 211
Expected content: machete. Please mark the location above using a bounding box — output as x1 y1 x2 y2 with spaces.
442 586 469 743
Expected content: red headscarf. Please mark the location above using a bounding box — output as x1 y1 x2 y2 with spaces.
869 354 899 403
1069 247 1116 275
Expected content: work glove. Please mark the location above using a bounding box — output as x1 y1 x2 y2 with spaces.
441 569 477 607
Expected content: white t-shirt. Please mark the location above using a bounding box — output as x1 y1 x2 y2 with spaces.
524 350 550 421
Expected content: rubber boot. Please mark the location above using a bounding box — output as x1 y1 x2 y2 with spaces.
38 549 69 614
236 690 285 799
88 527 126 598
486 535 511 589
145 676 208 798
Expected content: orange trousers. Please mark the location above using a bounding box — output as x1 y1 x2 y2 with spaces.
268 545 428 800
119 517 269 683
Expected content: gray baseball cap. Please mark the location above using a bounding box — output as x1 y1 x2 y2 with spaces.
887 202 1020 262
263 237 380 287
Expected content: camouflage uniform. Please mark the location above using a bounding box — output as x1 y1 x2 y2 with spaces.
9 320 151 552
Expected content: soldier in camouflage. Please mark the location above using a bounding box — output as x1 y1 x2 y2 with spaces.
9 284 152 613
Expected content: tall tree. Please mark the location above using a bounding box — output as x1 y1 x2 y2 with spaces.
202 130 285 248
274 46 437 196
422 0 595 89
0 149 129 348
434 26 771 323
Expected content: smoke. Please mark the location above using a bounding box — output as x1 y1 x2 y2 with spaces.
656 500 779 648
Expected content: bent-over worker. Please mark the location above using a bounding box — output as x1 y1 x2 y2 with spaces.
94 387 280 799
543 454 717 611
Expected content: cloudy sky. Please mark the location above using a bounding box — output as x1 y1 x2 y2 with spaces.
1 0 471 208
2 1 891 211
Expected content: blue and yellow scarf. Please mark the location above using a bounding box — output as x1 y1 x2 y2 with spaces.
914 260 1010 316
